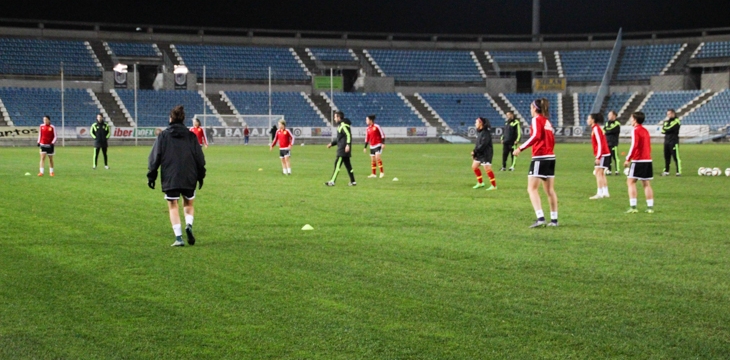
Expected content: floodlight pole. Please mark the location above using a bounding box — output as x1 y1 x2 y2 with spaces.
532 0 540 41
134 63 138 146
268 66 272 130
61 62 65 147
330 68 334 140
203 65 207 127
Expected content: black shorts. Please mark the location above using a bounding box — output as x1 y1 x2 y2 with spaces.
628 161 653 180
528 158 556 178
165 189 196 201
369 145 383 156
473 150 493 165
595 155 610 169
279 149 291 158
39 144 55 155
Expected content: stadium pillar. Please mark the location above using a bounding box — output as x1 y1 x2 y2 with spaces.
532 0 540 41
61 62 65 147
134 63 138 147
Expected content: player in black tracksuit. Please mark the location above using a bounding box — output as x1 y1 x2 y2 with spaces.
603 110 621 175
471 117 497 190
500 111 521 171
325 111 356 186
148 105 206 247
661 109 681 176
90 113 111 169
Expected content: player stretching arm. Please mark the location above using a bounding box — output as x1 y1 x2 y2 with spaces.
624 112 654 214
513 98 558 228
37 115 57 177
363 114 386 178
471 117 497 191
588 113 611 199
269 119 294 175
148 106 207 247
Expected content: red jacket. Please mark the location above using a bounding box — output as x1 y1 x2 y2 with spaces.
626 124 652 162
518 115 555 158
38 124 57 145
271 129 294 149
591 124 610 159
365 124 385 147
190 126 208 146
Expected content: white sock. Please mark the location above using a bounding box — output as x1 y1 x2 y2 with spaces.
550 211 558 221
630 198 637 207
283 169 287 174
185 215 194 226
603 187 609 196
647 199 654 207
597 188 603 196
287 168 291 174
49 167 54 173
535 209 544 219
172 224 182 237
40 167 44 174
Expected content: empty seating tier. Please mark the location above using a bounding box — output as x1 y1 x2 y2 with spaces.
309 48 357 62
0 38 101 77
503 93 559 123
224 91 324 127
560 50 611 82
0 87 99 127
174 45 308 81
682 89 730 126
107 42 159 57
418 93 504 133
331 93 423 127
367 49 482 82
616 44 681 81
576 93 598 124
640 90 703 124
115 90 211 127
695 41 730 59
489 51 541 64
604 93 633 117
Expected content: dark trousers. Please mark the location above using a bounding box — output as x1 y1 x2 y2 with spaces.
330 156 355 183
502 142 516 168
94 146 108 167
607 146 619 172
664 143 682 173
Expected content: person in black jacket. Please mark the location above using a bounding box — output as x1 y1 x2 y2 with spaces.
500 111 521 171
90 113 111 169
148 105 206 247
471 117 497 190
603 110 621 175
325 111 356 186
661 109 682 176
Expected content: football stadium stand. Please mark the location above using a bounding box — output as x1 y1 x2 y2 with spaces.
694 41 730 59
488 51 542 64
417 93 505 133
502 93 560 123
638 90 704 124
106 42 160 57
575 93 598 125
560 50 611 82
0 38 101 77
172 44 309 81
604 92 634 117
328 93 425 127
0 87 100 126
223 91 327 127
114 89 216 127
365 49 483 82
681 89 730 126
616 44 683 81
307 48 358 62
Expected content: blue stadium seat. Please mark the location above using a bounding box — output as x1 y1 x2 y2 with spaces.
107 42 159 57
115 90 212 127
0 38 101 77
604 93 633 118
502 93 559 122
681 89 730 126
617 44 681 81
418 93 504 133
560 50 611 82
695 41 730 59
224 92 326 127
308 48 357 62
173 44 308 81
489 51 541 64
0 87 99 126
330 93 424 127
640 90 703 124
576 93 598 124
366 49 482 82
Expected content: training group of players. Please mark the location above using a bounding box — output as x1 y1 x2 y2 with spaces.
35 99 683 244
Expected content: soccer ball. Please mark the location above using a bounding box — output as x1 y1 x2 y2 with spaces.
725 168 730 177
604 169 611 175
712 167 722 176
704 168 714 176
623 167 630 176
698 167 706 176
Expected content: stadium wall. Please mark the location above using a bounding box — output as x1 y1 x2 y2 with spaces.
701 72 730 92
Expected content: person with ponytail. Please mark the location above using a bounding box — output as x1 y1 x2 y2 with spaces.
470 117 497 191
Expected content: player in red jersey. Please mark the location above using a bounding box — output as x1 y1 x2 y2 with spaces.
190 118 208 148
363 115 386 178
588 113 611 199
270 119 295 175
624 112 654 214
513 98 558 227
37 115 57 177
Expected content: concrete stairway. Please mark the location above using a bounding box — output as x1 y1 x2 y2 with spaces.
95 91 130 127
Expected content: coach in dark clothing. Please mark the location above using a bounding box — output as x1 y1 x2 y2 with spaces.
147 105 207 247
661 109 682 176
604 110 621 174
325 111 356 186
90 113 111 169
500 111 521 171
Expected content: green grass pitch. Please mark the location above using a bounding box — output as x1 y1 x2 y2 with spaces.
1 143 729 358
